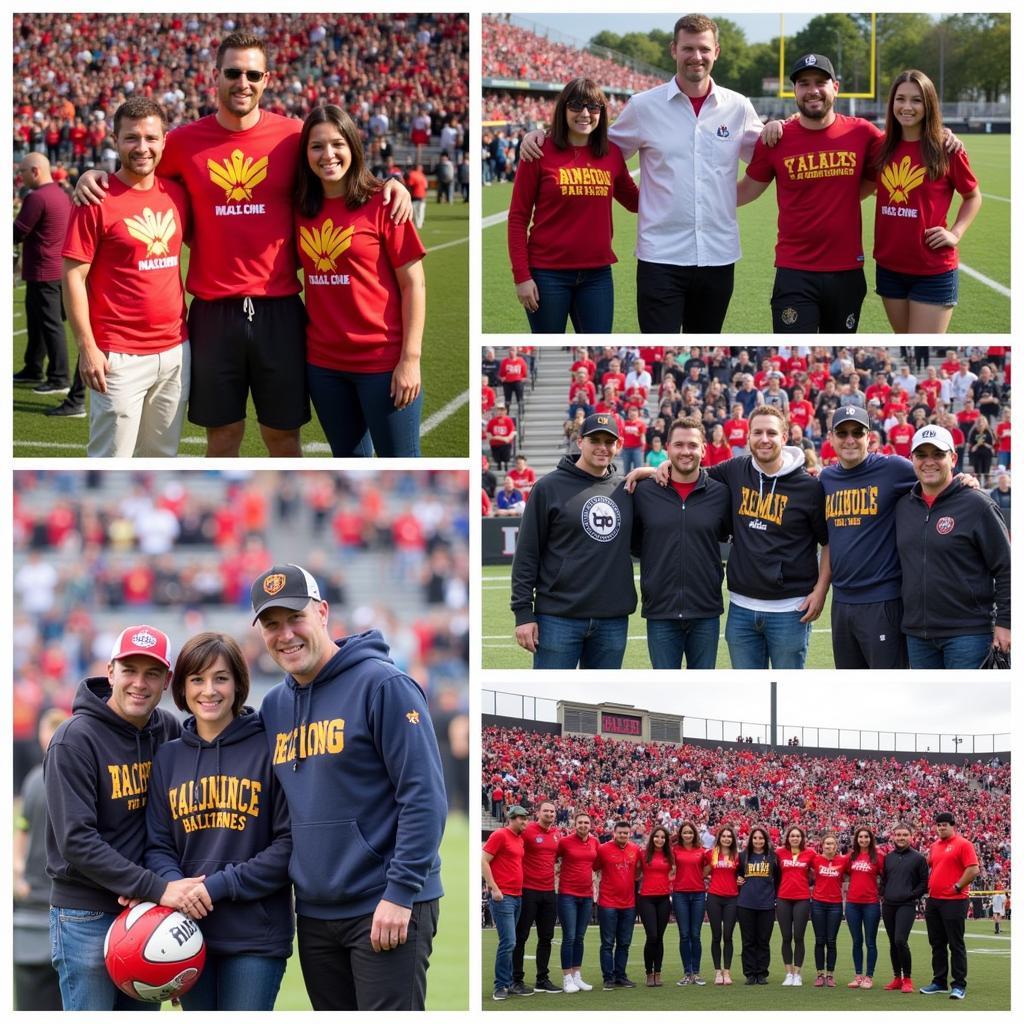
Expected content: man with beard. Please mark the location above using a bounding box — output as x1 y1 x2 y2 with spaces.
631 417 731 669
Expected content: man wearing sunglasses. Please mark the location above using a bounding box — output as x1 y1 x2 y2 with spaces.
74 32 410 458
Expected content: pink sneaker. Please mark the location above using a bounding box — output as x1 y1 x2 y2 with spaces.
814 974 825 988
826 975 836 988
847 975 864 988
859 977 874 989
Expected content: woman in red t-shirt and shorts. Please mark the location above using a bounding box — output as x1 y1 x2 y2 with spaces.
295 105 426 456
873 70 982 334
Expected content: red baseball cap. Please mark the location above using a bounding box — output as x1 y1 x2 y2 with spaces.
109 625 172 670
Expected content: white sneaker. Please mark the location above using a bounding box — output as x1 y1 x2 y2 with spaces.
793 973 803 987
573 972 593 991
562 975 579 993
782 973 794 986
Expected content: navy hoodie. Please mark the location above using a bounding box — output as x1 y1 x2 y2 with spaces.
45 677 181 913
145 708 294 957
260 631 446 919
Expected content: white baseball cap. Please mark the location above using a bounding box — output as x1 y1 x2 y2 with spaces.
911 425 955 453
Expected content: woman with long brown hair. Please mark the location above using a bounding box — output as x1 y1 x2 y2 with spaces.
637 826 675 986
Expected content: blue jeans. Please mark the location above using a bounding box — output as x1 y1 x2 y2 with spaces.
845 901 881 976
179 953 286 1010
672 891 706 975
50 906 161 1011
725 604 811 669
647 617 720 670
557 894 593 970
810 901 843 972
525 266 614 334
620 446 644 475
307 364 422 457
906 633 992 670
534 613 628 669
597 906 635 982
490 895 521 992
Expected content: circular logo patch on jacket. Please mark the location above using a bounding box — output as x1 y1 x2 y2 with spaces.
581 496 621 542
936 516 955 535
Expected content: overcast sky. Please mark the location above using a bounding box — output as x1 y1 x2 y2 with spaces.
485 679 1009 738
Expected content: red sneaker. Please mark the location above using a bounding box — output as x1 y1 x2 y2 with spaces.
883 977 903 991
901 978 914 994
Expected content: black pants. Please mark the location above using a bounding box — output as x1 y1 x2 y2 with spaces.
706 893 737 969
771 266 867 333
882 901 916 977
296 900 439 1010
737 906 774 979
776 898 811 966
636 895 671 973
513 888 557 984
831 599 908 669
636 260 734 333
502 380 525 410
925 897 968 989
14 962 62 1011
23 279 68 384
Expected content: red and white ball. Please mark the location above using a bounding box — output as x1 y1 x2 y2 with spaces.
104 902 206 1002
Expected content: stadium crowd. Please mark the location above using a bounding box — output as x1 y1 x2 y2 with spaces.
482 726 1011 893
13 470 469 793
13 12 469 196
481 346 1011 512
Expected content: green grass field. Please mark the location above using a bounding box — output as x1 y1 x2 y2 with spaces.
158 812 469 1011
13 203 468 457
482 917 1010 1010
482 134 1010 334
483 564 836 670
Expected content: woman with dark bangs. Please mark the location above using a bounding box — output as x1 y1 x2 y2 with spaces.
295 104 426 456
637 826 675 986
507 79 639 332
844 824 884 988
873 70 981 334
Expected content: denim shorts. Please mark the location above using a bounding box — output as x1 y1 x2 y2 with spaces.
875 264 959 306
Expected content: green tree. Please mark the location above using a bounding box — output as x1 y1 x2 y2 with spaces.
791 14 871 94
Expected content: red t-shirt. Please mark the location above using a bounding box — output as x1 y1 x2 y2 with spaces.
507 142 639 283
846 850 884 903
158 110 302 298
602 371 626 393
957 408 981 432
670 479 699 502
507 466 536 494
789 399 815 432
888 423 915 458
746 115 882 271
672 845 707 892
724 418 749 448
482 385 495 413
704 847 739 898
62 175 190 354
487 414 516 445
873 140 978 274
556 833 600 898
296 191 425 372
920 379 943 406
811 853 848 903
522 821 560 890
702 443 732 467
569 380 597 406
500 356 529 382
775 847 815 900
483 827 525 896
997 420 1011 452
928 834 978 900
596 840 641 908
621 418 646 450
639 848 673 897
571 357 597 380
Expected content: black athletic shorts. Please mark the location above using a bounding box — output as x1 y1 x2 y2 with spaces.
187 294 310 430
771 267 867 333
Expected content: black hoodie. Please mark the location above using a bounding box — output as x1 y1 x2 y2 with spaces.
145 708 293 957
511 454 636 624
882 845 929 906
45 677 181 913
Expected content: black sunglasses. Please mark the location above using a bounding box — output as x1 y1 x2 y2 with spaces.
221 68 266 83
566 101 603 114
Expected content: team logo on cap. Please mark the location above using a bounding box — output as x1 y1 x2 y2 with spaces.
936 516 955 535
581 495 621 542
263 573 286 596
804 55 817 66
124 208 177 258
920 428 937 439
781 307 798 326
130 629 159 649
406 710 421 725
299 219 355 272
597 415 610 425
843 406 857 417
208 148 268 201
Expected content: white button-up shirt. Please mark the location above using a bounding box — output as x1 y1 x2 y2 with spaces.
610 77 763 267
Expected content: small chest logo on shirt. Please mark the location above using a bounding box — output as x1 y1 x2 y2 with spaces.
209 148 269 213
716 125 730 138
581 495 621 542
124 208 178 271
299 218 354 284
936 516 955 535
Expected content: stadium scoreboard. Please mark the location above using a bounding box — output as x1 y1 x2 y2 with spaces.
559 701 683 743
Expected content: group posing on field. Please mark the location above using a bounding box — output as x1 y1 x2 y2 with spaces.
507 13 981 335
484 805 988 1002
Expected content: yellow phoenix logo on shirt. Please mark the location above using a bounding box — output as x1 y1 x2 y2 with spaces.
881 155 926 203
208 148 269 201
298 219 354 272
123 207 177 257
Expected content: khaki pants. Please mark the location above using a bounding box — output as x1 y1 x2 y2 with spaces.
88 342 190 457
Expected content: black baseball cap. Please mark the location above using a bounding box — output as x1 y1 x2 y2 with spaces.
251 563 322 624
831 405 870 430
581 413 620 439
790 53 837 82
